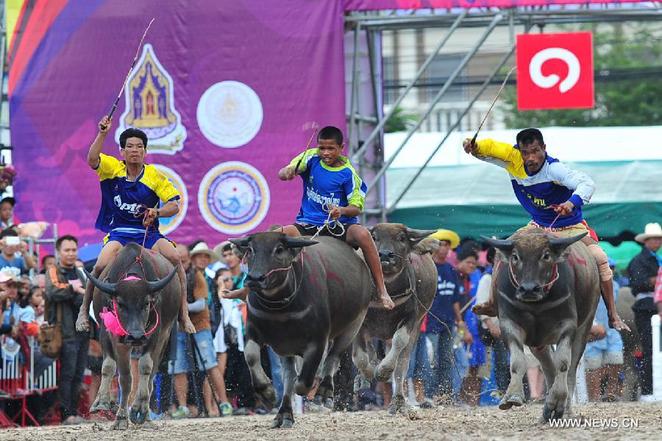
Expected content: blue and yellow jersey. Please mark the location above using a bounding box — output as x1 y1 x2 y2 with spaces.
94 153 180 233
473 139 595 228
289 149 367 226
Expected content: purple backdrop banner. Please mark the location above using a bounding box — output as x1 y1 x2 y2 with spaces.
10 0 345 247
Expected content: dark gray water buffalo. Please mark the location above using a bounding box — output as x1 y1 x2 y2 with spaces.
85 243 180 429
485 229 600 421
353 224 437 416
231 232 373 428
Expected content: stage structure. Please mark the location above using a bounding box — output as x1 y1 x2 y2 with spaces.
342 2 662 225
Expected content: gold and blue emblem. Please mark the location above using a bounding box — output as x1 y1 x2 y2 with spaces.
115 44 187 154
198 161 270 234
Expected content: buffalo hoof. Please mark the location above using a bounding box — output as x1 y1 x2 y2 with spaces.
388 395 406 416
90 399 112 413
129 406 147 425
317 377 334 401
271 412 294 429
374 364 395 383
111 418 129 430
294 379 312 397
543 402 565 421
499 393 524 410
255 385 276 408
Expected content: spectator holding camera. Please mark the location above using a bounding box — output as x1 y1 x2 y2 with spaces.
0 228 35 276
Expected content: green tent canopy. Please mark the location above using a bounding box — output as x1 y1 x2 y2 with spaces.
386 160 662 267
387 160 662 239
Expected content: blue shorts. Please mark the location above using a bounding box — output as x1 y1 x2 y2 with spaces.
168 330 218 374
584 329 624 369
105 228 166 249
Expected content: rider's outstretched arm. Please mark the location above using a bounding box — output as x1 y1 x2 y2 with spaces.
88 116 111 169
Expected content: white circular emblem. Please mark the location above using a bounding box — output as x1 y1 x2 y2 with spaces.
196 81 263 148
198 161 270 234
529 47 580 94
153 165 188 235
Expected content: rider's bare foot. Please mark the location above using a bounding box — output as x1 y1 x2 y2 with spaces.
180 317 196 334
75 314 90 332
472 301 497 317
609 315 631 332
380 291 395 310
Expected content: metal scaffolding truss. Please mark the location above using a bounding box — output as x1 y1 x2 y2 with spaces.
344 3 662 223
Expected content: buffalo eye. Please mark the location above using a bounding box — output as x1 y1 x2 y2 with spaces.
274 245 285 255
398 233 406 242
541 250 552 262
511 253 519 264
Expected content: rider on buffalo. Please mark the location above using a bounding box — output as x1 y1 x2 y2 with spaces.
465 128 628 331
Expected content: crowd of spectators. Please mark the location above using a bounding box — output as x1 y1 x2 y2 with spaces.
1 197 661 425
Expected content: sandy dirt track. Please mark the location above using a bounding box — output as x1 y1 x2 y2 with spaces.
1 402 661 441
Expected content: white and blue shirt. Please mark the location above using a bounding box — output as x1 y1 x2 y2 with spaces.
289 149 367 226
474 139 595 227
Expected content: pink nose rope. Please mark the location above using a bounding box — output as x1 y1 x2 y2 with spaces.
99 297 160 338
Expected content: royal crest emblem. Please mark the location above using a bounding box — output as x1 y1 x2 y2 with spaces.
115 44 187 154
198 161 270 234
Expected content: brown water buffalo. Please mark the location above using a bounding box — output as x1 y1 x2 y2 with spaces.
85 243 180 429
353 224 437 416
231 232 372 428
485 229 600 421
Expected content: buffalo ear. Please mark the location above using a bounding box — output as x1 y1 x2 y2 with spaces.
481 235 513 261
283 236 318 249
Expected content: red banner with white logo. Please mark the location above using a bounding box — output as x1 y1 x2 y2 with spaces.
516 32 594 110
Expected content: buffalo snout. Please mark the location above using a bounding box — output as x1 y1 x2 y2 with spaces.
516 283 544 302
246 272 270 290
125 332 147 346
378 250 396 262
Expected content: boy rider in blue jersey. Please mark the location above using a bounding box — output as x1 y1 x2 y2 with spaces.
277 126 395 310
75 116 196 334
465 128 628 331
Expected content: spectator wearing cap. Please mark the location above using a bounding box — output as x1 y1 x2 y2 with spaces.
411 229 468 406
44 234 88 425
626 222 662 399
584 258 624 402
189 241 220 317
0 228 35 276
0 196 18 230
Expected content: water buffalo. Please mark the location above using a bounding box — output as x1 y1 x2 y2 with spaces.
353 224 437 416
85 243 180 429
485 229 600 421
231 232 373 428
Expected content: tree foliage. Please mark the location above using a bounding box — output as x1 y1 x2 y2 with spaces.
501 24 662 127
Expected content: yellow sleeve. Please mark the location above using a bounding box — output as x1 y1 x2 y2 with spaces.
96 153 124 180
474 139 526 178
288 148 318 173
346 165 366 211
151 167 180 202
